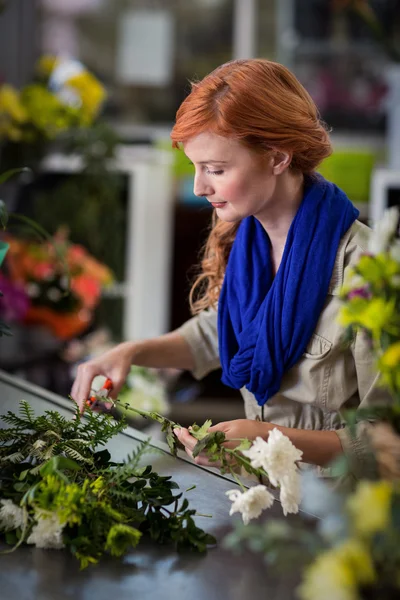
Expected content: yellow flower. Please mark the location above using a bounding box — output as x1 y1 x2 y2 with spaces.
0 85 28 140
338 539 376 584
36 54 59 79
356 254 399 287
380 342 400 369
21 84 78 138
66 72 106 125
298 539 375 600
90 476 105 495
347 480 392 537
338 297 398 339
378 342 400 396
298 548 356 600
0 84 28 123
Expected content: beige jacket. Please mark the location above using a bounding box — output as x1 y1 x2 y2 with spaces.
178 220 391 482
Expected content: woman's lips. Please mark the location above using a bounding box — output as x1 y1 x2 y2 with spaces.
210 202 227 208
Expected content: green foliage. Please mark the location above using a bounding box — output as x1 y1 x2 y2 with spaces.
0 401 215 567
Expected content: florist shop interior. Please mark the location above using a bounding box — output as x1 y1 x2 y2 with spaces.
0 1 400 599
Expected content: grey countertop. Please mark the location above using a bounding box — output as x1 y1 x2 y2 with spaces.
0 371 305 600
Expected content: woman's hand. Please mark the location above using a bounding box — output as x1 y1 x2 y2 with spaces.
174 419 270 467
71 342 136 412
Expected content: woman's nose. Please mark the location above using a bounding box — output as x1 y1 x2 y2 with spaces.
193 174 213 198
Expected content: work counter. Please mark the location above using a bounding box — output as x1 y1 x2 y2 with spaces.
0 370 307 600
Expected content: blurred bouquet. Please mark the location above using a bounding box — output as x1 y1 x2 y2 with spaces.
0 55 106 146
338 207 400 480
0 228 113 339
298 477 400 600
339 207 400 401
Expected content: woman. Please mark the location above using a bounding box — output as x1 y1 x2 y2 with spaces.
72 59 388 480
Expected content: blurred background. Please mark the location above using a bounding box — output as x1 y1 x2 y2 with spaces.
0 0 399 431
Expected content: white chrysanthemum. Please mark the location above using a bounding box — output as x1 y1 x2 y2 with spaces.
368 206 399 255
0 499 24 531
27 511 65 549
279 473 301 516
242 436 271 471
226 485 274 525
244 429 303 487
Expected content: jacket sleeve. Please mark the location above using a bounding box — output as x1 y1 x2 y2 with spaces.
177 309 221 379
334 330 393 480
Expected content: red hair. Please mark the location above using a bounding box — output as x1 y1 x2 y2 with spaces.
170 59 332 314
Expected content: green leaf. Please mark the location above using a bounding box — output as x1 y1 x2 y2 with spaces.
39 455 81 476
0 167 31 186
192 431 226 458
235 439 252 452
0 204 8 230
190 419 212 440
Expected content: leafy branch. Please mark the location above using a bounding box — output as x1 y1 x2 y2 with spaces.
111 401 267 484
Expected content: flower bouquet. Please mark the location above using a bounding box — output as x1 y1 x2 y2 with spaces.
0 401 215 568
0 55 106 155
338 206 400 475
1 229 113 339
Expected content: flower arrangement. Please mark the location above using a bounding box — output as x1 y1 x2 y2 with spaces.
338 206 400 475
339 207 400 401
0 55 106 145
0 401 215 568
0 229 113 339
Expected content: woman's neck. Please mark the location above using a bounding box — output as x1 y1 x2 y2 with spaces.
256 170 305 275
257 170 305 249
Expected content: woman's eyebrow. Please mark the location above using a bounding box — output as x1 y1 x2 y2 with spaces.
196 160 228 164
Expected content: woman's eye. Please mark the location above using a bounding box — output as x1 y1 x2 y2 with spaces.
206 169 223 175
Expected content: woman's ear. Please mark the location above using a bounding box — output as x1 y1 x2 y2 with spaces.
272 151 292 174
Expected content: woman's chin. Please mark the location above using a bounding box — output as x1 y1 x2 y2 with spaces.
215 207 242 222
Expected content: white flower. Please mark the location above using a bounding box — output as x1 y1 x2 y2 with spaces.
390 240 400 263
244 429 303 487
242 436 271 471
27 511 65 549
279 473 301 516
0 499 24 531
46 287 62 302
226 485 274 525
368 206 399 254
26 282 40 298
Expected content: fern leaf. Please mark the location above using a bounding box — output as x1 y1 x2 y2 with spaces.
64 444 92 464
1 451 25 463
43 445 55 460
19 400 35 425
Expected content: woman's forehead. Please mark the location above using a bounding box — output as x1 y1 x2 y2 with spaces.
183 132 245 161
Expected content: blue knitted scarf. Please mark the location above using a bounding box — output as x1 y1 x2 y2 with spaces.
218 175 359 406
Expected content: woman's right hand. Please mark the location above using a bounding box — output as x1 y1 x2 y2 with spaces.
71 341 136 413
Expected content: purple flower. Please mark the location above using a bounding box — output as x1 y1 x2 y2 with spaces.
0 274 30 322
348 287 371 300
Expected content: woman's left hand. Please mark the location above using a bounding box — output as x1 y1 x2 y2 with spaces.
174 419 270 467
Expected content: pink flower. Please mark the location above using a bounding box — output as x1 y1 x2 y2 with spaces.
348 287 371 300
0 274 30 322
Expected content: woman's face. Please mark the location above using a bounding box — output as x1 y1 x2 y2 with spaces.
183 132 277 223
